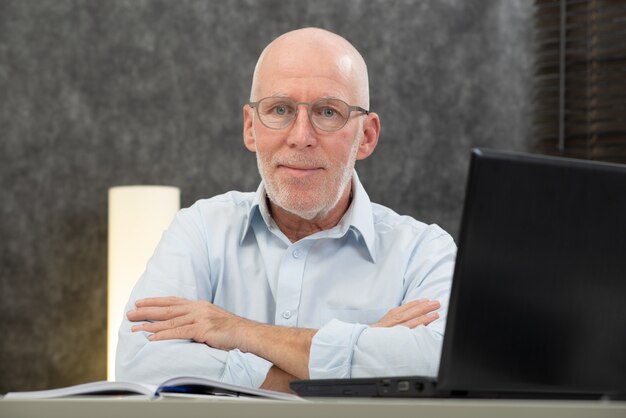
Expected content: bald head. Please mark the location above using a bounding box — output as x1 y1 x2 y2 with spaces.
250 28 370 108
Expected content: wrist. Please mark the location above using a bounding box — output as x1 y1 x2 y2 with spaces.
237 319 266 354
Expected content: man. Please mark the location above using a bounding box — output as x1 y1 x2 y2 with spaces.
117 27 456 393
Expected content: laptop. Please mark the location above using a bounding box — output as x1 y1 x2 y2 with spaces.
291 148 626 399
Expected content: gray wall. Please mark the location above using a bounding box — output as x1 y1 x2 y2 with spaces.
0 0 533 392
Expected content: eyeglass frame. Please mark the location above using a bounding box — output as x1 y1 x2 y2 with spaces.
247 96 370 132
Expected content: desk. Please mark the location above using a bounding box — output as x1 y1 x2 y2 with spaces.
1 397 625 418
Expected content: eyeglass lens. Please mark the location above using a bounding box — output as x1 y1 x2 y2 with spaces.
256 97 352 131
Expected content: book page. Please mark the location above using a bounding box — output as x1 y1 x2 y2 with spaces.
4 381 158 400
157 376 303 401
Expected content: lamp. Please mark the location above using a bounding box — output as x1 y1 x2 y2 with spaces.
107 185 180 381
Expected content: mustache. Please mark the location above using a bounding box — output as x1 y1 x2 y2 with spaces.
271 153 328 169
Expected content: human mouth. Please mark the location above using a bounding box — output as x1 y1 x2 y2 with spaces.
278 164 323 176
271 154 327 177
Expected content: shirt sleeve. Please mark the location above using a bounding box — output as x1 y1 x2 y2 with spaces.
115 204 272 388
309 228 456 379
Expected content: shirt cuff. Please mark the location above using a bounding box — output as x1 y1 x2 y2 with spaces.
309 319 368 379
220 349 273 388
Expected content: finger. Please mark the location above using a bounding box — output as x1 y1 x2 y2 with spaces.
148 324 199 342
402 311 440 329
131 313 193 333
371 301 427 327
389 299 428 315
127 304 190 322
135 296 190 308
387 300 440 326
400 300 440 319
371 299 440 328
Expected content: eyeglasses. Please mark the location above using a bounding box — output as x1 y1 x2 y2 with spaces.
248 97 369 132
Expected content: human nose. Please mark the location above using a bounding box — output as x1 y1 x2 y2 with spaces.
286 104 317 148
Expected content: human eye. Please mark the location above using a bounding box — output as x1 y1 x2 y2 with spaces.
269 101 294 117
313 101 344 119
259 98 292 117
321 107 336 118
274 105 288 116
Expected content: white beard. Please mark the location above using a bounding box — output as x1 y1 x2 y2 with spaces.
256 132 361 221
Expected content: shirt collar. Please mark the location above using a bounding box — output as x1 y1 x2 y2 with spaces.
240 171 377 263
340 171 377 263
240 182 273 244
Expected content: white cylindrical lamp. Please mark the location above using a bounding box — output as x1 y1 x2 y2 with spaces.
107 185 180 381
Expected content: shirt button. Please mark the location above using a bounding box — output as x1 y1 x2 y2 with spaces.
292 249 302 259
282 310 292 319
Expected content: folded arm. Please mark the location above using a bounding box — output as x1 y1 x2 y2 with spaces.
120 203 456 390
116 282 275 387
115 205 274 388
309 231 457 379
128 296 315 380
128 297 441 386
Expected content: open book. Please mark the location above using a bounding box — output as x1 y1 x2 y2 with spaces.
3 376 301 401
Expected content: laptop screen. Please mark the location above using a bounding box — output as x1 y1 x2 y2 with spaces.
438 149 626 396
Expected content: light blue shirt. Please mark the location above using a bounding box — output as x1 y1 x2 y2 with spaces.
116 172 456 388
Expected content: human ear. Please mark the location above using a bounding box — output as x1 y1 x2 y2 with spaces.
356 112 380 160
243 105 257 152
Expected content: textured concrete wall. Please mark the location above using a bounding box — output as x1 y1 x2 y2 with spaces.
0 0 533 392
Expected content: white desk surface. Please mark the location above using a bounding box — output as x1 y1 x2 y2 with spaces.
2 396 626 418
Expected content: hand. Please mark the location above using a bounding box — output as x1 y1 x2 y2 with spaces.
129 296 315 379
371 299 440 329
127 296 255 351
